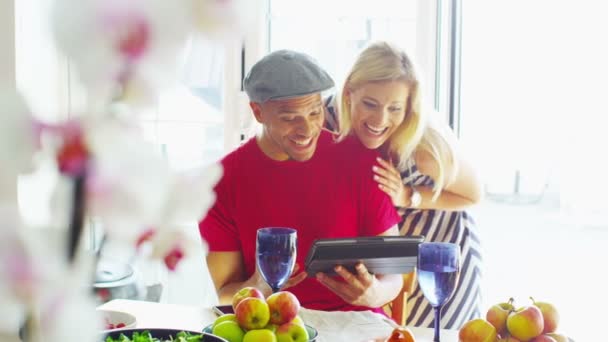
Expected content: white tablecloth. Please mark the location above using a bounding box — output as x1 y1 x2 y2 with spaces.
98 299 459 342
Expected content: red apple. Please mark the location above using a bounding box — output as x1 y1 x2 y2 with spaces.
267 291 300 325
232 286 265 311
506 306 544 341
487 298 515 334
235 297 270 330
276 322 309 342
529 335 557 342
530 298 559 334
458 318 498 342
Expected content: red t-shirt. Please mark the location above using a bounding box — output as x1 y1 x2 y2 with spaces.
199 132 400 312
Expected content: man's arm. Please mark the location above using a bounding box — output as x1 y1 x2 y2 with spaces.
207 251 307 304
315 225 404 308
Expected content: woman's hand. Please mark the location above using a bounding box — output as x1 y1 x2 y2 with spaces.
373 158 409 207
315 263 380 307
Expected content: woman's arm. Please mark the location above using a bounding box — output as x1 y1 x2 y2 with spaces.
412 144 483 210
374 129 482 211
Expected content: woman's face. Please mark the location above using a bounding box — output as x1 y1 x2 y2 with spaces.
347 80 409 149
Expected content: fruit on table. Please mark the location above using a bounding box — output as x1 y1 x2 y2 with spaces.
458 318 498 342
275 321 309 342
235 297 271 330
486 298 515 335
212 287 310 342
530 297 559 334
462 298 569 342
267 291 301 325
232 286 265 311
212 320 245 342
506 305 544 341
385 326 416 342
243 328 277 342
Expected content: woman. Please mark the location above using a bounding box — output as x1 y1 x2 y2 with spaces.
328 41 483 329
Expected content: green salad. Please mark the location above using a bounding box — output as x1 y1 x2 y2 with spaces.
105 330 203 342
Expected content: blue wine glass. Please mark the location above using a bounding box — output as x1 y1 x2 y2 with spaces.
417 242 460 342
256 227 297 293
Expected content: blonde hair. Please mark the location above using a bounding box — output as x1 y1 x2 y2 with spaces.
339 41 456 199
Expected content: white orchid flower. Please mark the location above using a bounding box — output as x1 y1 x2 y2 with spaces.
83 116 172 239
133 163 221 271
0 203 98 342
0 205 39 306
0 89 37 198
52 0 192 107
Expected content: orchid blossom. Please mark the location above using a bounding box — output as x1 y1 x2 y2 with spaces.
1 0 238 339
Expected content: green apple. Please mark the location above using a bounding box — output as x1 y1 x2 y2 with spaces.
235 297 270 330
291 316 305 327
212 320 245 342
458 318 497 342
243 329 277 342
276 322 309 342
506 306 544 341
486 298 515 334
213 313 237 329
530 297 560 334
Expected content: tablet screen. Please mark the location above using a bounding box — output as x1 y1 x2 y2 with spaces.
304 236 424 276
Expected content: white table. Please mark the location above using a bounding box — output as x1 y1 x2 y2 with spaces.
99 299 459 342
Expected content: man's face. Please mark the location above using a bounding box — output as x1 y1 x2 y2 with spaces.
251 93 325 161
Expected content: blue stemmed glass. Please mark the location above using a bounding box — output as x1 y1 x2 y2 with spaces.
417 242 460 342
256 227 297 293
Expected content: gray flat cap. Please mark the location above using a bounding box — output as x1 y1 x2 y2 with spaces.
244 50 335 103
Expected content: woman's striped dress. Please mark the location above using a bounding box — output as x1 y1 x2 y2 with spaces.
400 158 483 329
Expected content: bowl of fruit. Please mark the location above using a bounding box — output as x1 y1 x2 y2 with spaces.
204 287 318 342
459 297 573 341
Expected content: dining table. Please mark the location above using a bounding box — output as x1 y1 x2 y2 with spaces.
98 299 460 342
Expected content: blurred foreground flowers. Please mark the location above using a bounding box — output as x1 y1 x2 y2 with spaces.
1 0 251 340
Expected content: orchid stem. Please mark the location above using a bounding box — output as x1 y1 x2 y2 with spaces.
67 171 87 263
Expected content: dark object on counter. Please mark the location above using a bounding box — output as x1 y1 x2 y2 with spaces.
102 328 227 342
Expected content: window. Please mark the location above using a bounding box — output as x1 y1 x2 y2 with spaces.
139 36 227 170
460 2 608 340
269 0 421 87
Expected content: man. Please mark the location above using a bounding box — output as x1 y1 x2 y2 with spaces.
199 50 402 313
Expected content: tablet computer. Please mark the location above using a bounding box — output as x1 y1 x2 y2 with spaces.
304 235 425 276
